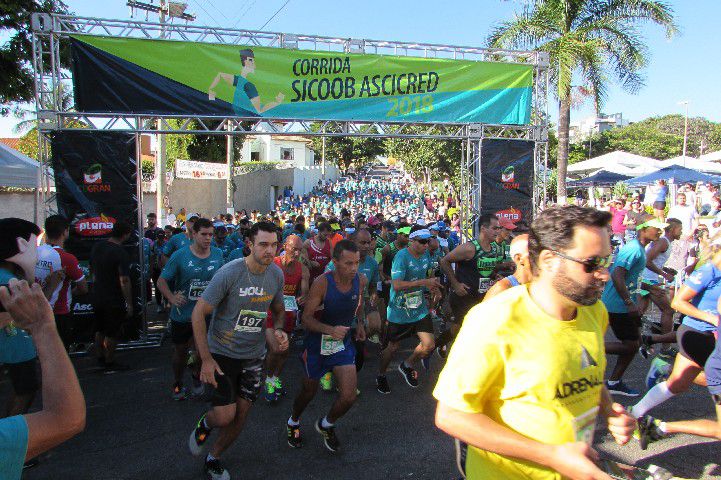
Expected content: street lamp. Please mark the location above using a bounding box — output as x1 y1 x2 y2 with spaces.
678 100 689 163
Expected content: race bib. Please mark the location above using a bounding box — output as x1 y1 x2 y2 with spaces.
478 277 493 294
188 280 210 300
320 334 345 355
404 290 423 309
283 295 298 312
234 310 266 333
572 406 599 445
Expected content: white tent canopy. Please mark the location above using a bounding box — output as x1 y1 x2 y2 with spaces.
658 155 721 174
567 151 660 176
0 142 39 188
700 150 721 163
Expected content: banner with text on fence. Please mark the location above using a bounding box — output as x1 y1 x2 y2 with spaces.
71 35 532 124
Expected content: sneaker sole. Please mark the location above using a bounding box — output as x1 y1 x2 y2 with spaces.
397 364 419 388
314 422 338 453
607 389 640 397
188 429 207 456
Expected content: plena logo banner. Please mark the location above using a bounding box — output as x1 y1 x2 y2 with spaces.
71 35 533 124
74 213 116 237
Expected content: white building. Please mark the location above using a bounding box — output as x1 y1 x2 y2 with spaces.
240 135 316 167
569 113 628 143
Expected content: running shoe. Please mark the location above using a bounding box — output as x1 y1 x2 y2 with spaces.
605 380 640 397
435 345 448 360
23 458 39 470
636 415 666 450
376 375 391 395
204 458 230 480
645 356 672 390
265 379 279 403
315 418 340 453
274 377 285 396
287 423 302 448
639 334 654 359
398 362 419 388
368 333 381 345
320 372 333 391
188 413 212 456
172 383 188 401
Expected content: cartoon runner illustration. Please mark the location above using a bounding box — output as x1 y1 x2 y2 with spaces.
208 48 284 116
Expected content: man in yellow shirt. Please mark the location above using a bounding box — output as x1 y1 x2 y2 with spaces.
434 206 636 480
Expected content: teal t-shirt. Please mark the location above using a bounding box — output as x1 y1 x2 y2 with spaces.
0 267 37 364
232 75 259 115
388 249 431 324
0 415 28 480
211 238 236 260
160 246 224 323
326 255 379 298
227 247 246 262
163 233 192 257
602 239 647 313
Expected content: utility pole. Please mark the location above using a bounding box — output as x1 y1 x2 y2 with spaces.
226 122 234 211
127 1 195 224
321 136 326 180
678 100 690 164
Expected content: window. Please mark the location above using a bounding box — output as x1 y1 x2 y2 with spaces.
280 147 294 161
251 151 260 161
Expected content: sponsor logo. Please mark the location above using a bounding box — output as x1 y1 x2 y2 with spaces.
581 346 598 370
501 165 520 190
555 375 603 399
73 303 93 312
239 286 266 297
82 164 111 192
74 213 116 237
495 207 522 223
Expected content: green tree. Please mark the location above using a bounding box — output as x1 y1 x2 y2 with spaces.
308 124 384 173
163 120 243 172
489 0 676 202
383 130 462 185
1 1 73 116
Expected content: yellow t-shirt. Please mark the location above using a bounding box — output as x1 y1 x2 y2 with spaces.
433 285 608 480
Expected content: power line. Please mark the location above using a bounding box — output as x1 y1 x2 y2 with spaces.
258 0 290 31
189 0 222 26
230 0 257 29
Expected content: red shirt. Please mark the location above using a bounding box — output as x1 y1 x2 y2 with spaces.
266 256 303 329
53 246 85 315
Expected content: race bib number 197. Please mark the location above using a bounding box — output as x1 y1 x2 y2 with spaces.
234 310 266 333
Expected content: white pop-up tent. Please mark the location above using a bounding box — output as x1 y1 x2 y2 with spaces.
658 155 721 174
567 151 660 176
0 142 39 188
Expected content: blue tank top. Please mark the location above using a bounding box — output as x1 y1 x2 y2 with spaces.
305 272 360 350
507 274 520 287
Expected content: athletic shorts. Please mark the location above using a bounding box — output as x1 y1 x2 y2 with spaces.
448 293 483 324
209 354 264 406
384 315 434 345
705 349 721 396
93 304 127 338
381 282 391 304
170 321 193 345
608 312 642 341
677 324 715 367
301 341 356 380
653 201 666 210
265 312 296 334
5 359 39 395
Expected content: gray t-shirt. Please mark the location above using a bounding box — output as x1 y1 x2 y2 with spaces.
201 258 284 359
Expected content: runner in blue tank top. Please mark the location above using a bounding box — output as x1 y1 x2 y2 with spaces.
287 240 366 453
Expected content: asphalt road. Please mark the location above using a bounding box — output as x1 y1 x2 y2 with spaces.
5 314 721 480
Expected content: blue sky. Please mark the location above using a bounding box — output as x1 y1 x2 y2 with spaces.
1 0 718 137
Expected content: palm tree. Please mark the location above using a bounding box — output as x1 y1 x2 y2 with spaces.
488 0 676 202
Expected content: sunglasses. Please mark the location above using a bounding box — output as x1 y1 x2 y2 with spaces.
414 238 430 245
551 250 612 273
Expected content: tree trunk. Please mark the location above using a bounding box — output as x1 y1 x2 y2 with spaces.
557 91 571 204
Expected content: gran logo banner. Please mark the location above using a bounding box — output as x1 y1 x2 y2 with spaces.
70 35 532 124
479 139 534 228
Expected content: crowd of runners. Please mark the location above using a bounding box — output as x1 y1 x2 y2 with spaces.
3 173 721 479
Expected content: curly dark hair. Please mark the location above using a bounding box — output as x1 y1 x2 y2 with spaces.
528 206 611 274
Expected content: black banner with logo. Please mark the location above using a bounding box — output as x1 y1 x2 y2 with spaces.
51 131 142 340
480 139 534 229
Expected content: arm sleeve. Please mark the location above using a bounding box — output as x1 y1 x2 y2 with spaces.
390 253 407 281
64 254 85 282
244 81 259 99
613 247 641 271
0 415 28 478
159 252 178 281
162 238 175 256
433 304 504 413
200 265 230 307
272 267 285 305
684 264 713 293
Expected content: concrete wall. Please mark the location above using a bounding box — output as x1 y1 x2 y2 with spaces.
292 165 339 194
0 191 37 222
233 168 295 212
141 177 227 220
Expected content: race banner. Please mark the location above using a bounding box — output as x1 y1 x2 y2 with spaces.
70 35 532 124
175 159 228 180
479 139 534 228
51 131 143 340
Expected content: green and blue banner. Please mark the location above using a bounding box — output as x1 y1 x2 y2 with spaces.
71 35 532 124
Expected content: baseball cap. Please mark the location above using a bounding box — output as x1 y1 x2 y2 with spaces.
330 223 341 231
397 226 411 235
367 216 381 227
187 213 200 221
636 218 669 231
382 220 397 231
498 217 518 230
438 237 449 248
435 221 447 231
409 229 431 240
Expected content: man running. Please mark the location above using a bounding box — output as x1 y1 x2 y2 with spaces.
163 213 198 265
435 214 503 357
377 227 441 394
484 234 531 300
602 216 667 397
434 206 636 480
287 240 365 452
158 218 224 401
264 235 309 402
211 222 236 261
303 221 333 285
187 221 288 480
379 225 409 312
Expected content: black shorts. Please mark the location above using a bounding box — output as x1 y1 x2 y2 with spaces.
93 304 127 338
608 312 641 341
449 293 483 324
5 359 39 395
170 321 194 345
381 282 391 304
384 315 434 345
677 324 715 367
209 354 264 406
653 201 666 210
